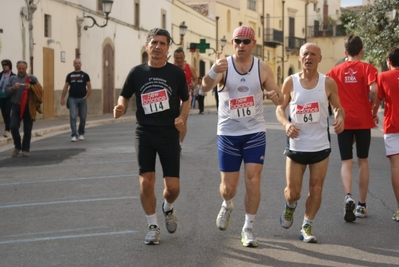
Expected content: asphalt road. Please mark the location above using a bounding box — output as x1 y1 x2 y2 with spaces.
0 106 397 267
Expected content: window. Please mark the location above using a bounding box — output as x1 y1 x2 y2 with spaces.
44 14 51 38
161 9 166 29
134 0 140 27
247 0 256 11
97 0 103 12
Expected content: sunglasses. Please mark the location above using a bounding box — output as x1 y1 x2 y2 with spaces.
234 39 252 45
2 64 8 67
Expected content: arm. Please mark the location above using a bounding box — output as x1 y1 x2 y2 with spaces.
189 65 198 90
175 98 190 132
202 52 228 93
326 77 345 134
275 76 300 139
114 95 130 119
261 62 283 105
4 76 17 95
60 82 69 106
84 81 92 99
369 81 380 122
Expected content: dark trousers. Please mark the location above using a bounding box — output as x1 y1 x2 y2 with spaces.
197 95 205 113
0 97 11 131
10 103 33 152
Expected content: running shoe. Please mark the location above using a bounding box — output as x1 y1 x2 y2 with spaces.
71 136 77 142
241 228 258 247
355 205 367 218
299 224 317 243
280 202 297 229
392 209 399 222
163 203 178 233
216 200 234 231
144 225 160 245
344 195 356 222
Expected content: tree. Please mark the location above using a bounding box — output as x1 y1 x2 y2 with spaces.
344 0 399 69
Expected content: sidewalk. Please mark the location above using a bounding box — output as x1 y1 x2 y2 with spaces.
0 113 136 148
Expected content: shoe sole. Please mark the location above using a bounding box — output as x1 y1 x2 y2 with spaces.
144 240 160 245
299 234 317 243
344 200 356 222
242 240 258 247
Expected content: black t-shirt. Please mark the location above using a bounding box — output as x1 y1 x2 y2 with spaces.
121 62 189 127
66 71 90 98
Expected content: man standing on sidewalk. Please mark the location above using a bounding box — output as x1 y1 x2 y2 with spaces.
60 58 91 142
4 60 39 157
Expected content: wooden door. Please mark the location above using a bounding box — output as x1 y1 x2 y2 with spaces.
102 44 115 113
43 47 54 118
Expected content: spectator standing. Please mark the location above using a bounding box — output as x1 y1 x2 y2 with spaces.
0 59 15 138
114 28 190 245
4 60 42 157
60 59 92 142
201 25 282 247
196 77 206 114
326 34 379 222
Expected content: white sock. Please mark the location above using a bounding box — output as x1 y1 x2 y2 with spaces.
163 200 173 212
302 217 313 227
222 199 233 209
243 213 256 230
145 214 158 227
287 202 297 209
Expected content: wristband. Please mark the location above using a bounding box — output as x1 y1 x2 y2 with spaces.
208 66 218 80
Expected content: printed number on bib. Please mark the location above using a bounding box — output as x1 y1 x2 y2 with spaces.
141 89 170 114
294 102 320 123
229 95 255 119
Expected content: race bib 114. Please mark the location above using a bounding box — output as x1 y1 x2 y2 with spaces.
141 89 170 114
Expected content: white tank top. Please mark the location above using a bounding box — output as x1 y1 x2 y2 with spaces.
217 56 266 135
288 72 330 152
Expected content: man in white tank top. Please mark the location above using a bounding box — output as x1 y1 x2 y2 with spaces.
276 43 345 243
201 26 283 247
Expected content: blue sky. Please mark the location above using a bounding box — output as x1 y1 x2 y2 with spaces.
341 0 363 7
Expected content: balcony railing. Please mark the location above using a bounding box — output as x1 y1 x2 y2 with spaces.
286 36 306 51
264 28 283 48
307 25 346 38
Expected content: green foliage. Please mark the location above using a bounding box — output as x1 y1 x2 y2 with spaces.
340 0 399 68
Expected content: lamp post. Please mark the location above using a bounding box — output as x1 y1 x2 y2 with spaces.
28 1 37 74
208 36 227 55
84 0 114 30
172 22 188 45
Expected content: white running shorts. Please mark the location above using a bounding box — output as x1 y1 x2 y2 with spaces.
384 133 399 157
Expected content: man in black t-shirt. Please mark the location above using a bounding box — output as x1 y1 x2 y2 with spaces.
60 59 91 142
114 28 190 245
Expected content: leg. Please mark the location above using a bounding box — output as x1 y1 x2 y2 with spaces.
220 171 240 202
140 172 157 215
68 97 78 137
357 158 370 203
4 98 11 131
77 98 87 136
21 107 33 152
10 104 22 150
341 159 353 195
285 157 307 205
304 157 329 220
390 155 399 207
243 163 262 214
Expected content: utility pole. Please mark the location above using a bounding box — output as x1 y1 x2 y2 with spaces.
27 0 37 74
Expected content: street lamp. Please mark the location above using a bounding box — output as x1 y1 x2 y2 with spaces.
277 46 291 62
172 21 188 45
84 0 114 30
220 36 227 53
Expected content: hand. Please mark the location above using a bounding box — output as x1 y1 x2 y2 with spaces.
265 90 280 104
60 98 65 106
373 115 379 127
113 104 125 119
332 116 344 134
213 52 228 74
174 117 185 132
285 123 300 139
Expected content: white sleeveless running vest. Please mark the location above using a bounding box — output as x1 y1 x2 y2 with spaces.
217 56 266 135
288 72 330 152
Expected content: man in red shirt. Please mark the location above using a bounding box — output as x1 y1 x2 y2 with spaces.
173 48 198 150
376 47 399 222
327 34 379 222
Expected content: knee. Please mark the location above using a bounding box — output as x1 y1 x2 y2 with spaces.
140 177 155 193
309 184 323 196
285 186 301 201
220 183 237 198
